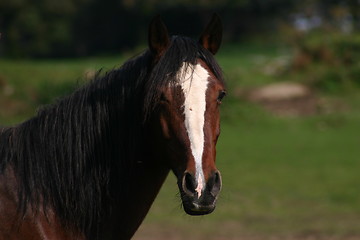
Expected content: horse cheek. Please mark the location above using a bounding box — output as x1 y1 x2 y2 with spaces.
159 114 171 140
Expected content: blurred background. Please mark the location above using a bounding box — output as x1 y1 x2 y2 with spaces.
1 0 360 239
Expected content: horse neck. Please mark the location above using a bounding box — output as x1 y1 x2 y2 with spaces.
97 61 180 234
99 105 171 239
66 71 171 238
102 152 170 240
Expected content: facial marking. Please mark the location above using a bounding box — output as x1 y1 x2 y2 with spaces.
177 63 209 198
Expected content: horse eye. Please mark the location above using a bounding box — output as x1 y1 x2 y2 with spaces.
217 90 226 103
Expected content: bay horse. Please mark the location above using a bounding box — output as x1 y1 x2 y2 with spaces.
0 14 225 240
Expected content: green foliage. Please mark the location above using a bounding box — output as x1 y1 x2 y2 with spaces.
316 67 344 92
34 80 76 105
0 0 77 57
290 31 360 93
349 64 360 86
0 0 304 57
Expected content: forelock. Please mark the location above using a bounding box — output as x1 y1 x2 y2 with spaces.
143 36 223 118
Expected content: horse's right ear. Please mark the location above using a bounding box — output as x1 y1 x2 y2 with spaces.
148 15 170 58
199 13 222 55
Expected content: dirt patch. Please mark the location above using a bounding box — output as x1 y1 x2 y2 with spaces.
236 82 347 117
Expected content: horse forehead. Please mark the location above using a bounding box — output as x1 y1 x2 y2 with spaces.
176 61 210 91
175 59 222 90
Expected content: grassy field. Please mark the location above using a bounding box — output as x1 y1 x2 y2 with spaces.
1 44 360 239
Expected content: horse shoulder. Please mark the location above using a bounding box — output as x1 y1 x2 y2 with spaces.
0 167 84 240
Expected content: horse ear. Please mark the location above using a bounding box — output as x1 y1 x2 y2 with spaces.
199 13 222 55
148 15 170 57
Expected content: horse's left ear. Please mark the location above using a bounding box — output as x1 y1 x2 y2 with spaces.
199 13 222 55
148 15 170 58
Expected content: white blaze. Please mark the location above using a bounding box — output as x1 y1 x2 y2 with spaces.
178 63 209 198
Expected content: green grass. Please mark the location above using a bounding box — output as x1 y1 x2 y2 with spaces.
134 112 360 239
0 56 128 124
1 43 360 239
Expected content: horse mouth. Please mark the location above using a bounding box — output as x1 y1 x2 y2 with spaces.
182 201 216 216
178 170 222 216
179 186 219 216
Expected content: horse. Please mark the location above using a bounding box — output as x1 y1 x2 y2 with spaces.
0 14 225 240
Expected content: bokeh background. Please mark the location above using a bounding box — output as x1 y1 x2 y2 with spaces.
1 0 360 239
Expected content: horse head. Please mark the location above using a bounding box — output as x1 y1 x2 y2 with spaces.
147 14 225 215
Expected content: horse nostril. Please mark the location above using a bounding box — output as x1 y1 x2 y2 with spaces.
210 171 222 196
182 172 196 196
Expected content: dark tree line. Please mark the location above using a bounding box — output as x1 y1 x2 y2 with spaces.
0 0 358 57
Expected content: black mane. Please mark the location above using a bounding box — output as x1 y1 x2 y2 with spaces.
0 36 223 238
